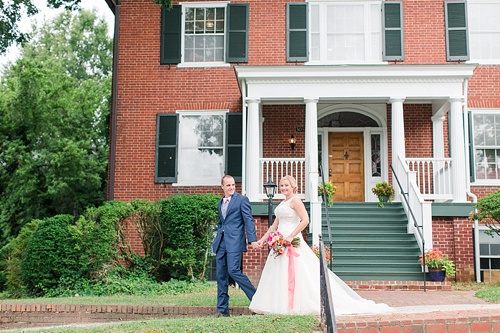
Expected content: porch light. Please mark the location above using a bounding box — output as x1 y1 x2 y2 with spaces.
263 178 277 227
289 135 296 151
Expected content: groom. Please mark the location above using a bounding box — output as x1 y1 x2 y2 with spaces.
212 175 260 317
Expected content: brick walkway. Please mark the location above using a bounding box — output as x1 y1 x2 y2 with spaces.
335 290 500 333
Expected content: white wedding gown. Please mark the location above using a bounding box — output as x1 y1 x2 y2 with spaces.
249 197 394 316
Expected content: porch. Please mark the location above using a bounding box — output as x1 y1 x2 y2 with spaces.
259 157 454 202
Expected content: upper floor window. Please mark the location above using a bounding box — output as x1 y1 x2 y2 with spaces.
184 5 226 63
468 0 500 64
161 3 248 66
471 110 500 183
309 1 383 64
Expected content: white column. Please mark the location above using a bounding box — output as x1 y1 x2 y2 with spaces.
304 98 321 245
246 98 260 201
449 97 467 202
390 97 406 201
431 115 445 159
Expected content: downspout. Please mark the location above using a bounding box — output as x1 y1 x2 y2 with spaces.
462 78 480 282
108 3 120 200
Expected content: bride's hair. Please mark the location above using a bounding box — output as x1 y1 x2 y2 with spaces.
280 175 298 193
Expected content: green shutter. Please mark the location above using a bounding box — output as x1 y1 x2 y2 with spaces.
227 4 249 63
287 3 308 62
383 2 404 61
160 5 181 64
226 113 243 182
156 114 178 182
445 2 469 61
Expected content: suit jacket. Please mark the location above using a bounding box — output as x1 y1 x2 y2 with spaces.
212 192 257 253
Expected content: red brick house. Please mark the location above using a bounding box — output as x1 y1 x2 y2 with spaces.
104 0 500 285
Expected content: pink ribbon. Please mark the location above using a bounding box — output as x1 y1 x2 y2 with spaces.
287 246 300 309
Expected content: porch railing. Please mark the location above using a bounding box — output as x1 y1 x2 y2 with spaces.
259 158 306 199
395 155 432 253
405 157 453 201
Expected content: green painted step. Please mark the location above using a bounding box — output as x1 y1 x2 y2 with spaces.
317 202 424 281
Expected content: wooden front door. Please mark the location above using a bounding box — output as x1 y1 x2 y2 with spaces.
329 132 364 202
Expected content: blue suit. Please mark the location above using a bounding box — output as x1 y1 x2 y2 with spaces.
212 192 257 315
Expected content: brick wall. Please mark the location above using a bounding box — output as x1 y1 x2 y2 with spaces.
432 217 475 282
401 0 448 65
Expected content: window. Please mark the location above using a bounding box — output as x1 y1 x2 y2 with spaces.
155 113 242 185
184 6 225 63
178 112 224 184
371 134 381 177
309 1 384 64
468 0 500 63
160 4 248 65
472 111 500 183
479 227 500 282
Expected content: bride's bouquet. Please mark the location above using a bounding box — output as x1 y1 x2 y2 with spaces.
267 231 300 258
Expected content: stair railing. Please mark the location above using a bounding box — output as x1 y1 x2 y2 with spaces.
318 163 333 270
390 164 427 292
319 234 337 333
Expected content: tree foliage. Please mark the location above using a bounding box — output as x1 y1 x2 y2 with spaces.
0 0 82 55
1 0 174 56
0 9 112 246
472 190 500 236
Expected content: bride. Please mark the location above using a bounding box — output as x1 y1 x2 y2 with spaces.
249 175 393 316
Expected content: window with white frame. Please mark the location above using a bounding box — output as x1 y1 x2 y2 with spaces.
468 0 500 63
309 0 383 64
177 112 225 184
183 5 226 63
160 3 248 65
479 227 500 282
472 111 500 182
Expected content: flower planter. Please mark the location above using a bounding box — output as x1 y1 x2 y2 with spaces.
428 268 446 282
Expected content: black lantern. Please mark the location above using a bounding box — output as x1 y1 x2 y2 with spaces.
263 178 277 227
289 135 296 151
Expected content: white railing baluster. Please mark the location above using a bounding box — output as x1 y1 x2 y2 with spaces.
405 157 453 201
259 158 306 200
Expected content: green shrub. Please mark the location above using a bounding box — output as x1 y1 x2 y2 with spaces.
0 219 41 297
72 200 134 280
3 195 219 297
20 215 79 296
127 200 164 277
160 194 219 281
472 190 500 236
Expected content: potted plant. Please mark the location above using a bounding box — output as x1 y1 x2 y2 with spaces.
418 249 456 281
318 182 336 207
311 245 332 262
371 181 395 207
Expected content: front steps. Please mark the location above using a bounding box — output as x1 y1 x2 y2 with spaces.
318 202 425 281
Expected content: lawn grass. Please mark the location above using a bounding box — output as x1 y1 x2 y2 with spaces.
5 315 321 333
452 282 500 302
0 284 250 307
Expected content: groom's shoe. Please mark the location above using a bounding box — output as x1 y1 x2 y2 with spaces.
215 312 230 317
